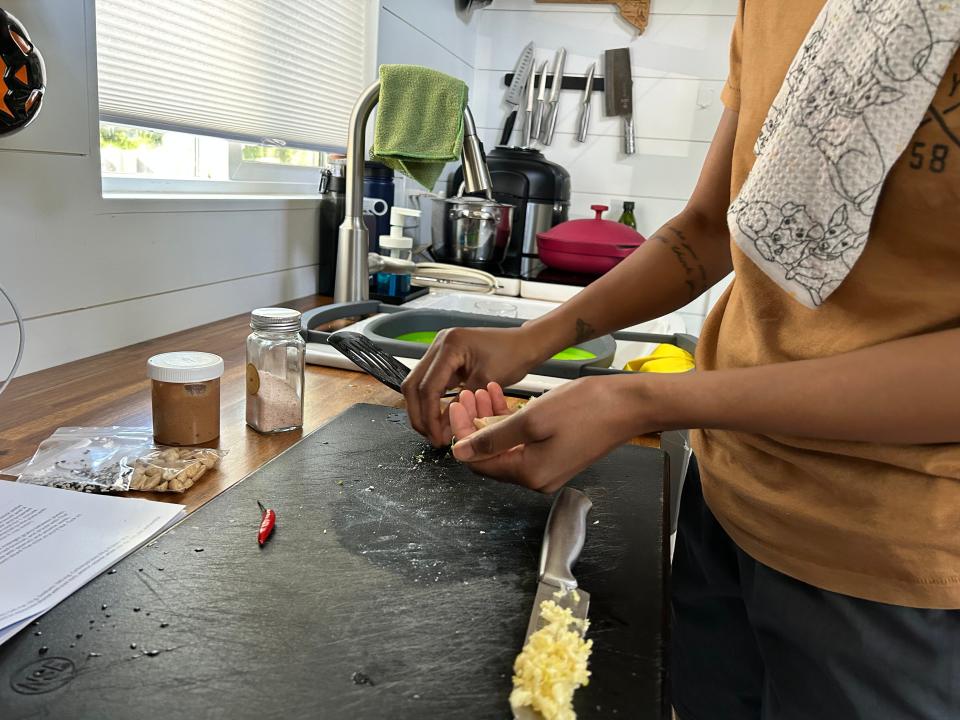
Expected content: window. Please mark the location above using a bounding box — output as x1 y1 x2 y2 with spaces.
95 0 375 196
99 122 329 195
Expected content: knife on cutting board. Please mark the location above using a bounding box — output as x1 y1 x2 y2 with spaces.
501 42 536 146
513 487 593 720
604 48 636 155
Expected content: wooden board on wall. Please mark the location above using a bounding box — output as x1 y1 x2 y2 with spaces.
534 0 649 33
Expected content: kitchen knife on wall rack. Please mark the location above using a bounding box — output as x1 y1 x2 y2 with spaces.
604 48 635 155
576 62 596 143
541 47 566 145
500 42 535 146
530 61 550 143
522 60 538 148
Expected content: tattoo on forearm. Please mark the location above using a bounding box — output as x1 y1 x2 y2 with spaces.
652 225 709 301
575 318 595 344
666 224 687 241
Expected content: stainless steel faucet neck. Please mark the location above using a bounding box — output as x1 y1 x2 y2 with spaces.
461 107 494 201
334 81 493 304
334 81 380 304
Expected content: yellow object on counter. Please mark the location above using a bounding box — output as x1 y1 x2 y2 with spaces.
624 343 695 374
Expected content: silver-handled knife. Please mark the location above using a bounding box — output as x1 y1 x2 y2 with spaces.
501 42 536 146
522 61 538 148
541 47 566 145
530 60 549 143
604 48 636 155
513 487 593 720
576 62 596 143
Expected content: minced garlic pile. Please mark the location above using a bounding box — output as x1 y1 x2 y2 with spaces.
509 597 593 720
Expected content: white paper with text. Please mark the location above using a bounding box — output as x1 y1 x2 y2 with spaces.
0 482 184 641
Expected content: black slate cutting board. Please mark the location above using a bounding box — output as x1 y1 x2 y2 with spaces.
0 403 669 719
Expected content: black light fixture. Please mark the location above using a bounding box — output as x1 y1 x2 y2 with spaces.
455 0 494 18
0 6 45 136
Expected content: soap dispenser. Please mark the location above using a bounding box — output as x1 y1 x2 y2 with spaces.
375 207 420 298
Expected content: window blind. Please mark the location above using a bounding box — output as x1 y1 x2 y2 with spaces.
95 0 372 151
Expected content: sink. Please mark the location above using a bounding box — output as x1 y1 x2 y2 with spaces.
362 309 617 380
305 291 690 389
404 291 687 369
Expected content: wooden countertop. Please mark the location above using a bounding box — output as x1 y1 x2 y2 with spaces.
0 295 656 514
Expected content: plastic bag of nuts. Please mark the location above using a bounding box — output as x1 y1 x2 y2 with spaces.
13 427 224 494
15 427 155 493
129 447 225 493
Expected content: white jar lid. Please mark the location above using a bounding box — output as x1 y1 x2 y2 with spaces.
380 235 413 250
147 352 224 383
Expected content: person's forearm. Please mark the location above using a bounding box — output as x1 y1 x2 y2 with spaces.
638 328 960 444
520 108 740 362
523 208 732 360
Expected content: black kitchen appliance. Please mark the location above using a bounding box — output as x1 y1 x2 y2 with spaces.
445 146 570 277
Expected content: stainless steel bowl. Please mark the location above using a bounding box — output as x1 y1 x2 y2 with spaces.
434 196 514 265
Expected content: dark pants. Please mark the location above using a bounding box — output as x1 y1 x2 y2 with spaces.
670 458 960 720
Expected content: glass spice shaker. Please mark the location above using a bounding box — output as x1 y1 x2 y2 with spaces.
245 308 305 434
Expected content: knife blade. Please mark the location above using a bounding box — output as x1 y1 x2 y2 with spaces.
512 487 593 720
501 42 536 146
604 48 635 155
522 61 538 148
530 61 549 143
576 62 596 143
541 48 566 145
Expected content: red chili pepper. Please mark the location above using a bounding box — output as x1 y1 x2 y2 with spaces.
256 500 276 546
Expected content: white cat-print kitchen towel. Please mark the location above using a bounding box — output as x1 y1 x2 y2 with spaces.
730 0 960 308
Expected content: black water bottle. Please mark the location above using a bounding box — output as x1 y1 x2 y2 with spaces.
317 161 347 297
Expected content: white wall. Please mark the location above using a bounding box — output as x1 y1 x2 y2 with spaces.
0 0 323 379
468 0 737 334
377 0 480 207
378 0 476 82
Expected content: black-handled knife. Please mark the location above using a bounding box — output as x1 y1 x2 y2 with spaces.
500 110 518 146
501 42 535 147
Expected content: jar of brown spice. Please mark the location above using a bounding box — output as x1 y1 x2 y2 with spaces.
147 352 224 446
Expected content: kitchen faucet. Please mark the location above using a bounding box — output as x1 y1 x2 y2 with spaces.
334 81 494 303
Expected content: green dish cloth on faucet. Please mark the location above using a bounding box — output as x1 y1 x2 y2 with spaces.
370 64 468 190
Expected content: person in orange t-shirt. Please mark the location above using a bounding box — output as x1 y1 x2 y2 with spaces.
404 2 960 717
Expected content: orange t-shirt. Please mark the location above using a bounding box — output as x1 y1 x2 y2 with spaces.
691 0 960 608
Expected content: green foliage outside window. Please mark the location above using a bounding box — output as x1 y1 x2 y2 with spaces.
99 125 163 150
242 145 320 167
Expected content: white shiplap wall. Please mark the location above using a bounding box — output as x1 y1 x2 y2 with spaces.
0 0 324 379
469 0 737 333
379 0 477 80
377 0 480 205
